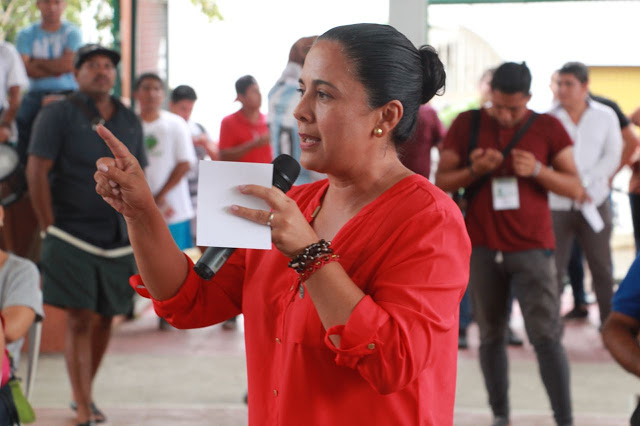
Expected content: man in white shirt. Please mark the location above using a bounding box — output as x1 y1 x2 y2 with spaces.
168 84 217 246
549 62 622 326
0 41 29 143
134 73 197 251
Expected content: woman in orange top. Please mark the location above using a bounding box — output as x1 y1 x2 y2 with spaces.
94 23 470 426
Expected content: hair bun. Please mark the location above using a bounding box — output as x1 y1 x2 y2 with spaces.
418 45 446 104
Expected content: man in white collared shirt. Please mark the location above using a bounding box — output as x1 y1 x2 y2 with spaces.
549 61 622 327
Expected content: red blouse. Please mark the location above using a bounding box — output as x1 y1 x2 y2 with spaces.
131 174 471 426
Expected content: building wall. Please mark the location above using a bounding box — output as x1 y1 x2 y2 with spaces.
429 26 502 110
119 0 168 104
136 0 168 80
589 66 640 115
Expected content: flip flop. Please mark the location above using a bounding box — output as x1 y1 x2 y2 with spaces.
70 401 107 423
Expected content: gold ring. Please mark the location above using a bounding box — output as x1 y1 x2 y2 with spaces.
266 212 275 227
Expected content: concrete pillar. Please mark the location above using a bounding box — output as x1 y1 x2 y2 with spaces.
388 0 428 47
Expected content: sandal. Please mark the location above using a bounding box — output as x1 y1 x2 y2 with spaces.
70 401 107 423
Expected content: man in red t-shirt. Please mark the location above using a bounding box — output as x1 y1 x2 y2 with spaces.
399 103 445 180
219 75 272 164
436 62 584 426
219 75 272 331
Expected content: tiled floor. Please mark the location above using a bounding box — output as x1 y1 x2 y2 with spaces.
25 246 639 426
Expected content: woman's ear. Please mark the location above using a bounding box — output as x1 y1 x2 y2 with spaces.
372 100 403 138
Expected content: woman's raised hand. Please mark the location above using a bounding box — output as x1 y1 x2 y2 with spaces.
94 125 156 221
231 185 319 258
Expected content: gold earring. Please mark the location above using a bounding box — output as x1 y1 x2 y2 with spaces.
373 128 383 136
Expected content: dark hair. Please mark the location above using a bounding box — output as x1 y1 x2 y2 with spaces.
235 75 257 96
134 72 163 91
318 23 445 145
490 62 531 95
171 85 198 103
558 61 589 84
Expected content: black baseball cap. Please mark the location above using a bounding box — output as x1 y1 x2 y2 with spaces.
74 44 121 69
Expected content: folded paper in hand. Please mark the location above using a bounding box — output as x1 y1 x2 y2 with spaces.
580 201 604 233
196 160 273 249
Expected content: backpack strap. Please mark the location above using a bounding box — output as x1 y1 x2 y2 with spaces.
463 111 539 202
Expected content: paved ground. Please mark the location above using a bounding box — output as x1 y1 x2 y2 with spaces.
22 243 638 426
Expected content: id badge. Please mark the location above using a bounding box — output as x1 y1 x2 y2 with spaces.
492 177 520 211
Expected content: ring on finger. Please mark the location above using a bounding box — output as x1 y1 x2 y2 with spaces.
266 212 275 228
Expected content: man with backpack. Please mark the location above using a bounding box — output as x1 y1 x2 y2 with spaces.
435 62 583 426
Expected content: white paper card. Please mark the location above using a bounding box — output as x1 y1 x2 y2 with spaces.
492 177 520 211
580 201 605 233
196 160 273 249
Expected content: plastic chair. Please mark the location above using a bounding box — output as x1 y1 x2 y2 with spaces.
24 320 42 402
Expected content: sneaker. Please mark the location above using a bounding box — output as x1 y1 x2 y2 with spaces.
507 327 523 346
458 329 468 349
563 305 589 320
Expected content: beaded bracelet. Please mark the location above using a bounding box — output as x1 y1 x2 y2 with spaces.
288 240 340 281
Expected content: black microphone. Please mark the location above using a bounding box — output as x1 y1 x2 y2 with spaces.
193 154 301 280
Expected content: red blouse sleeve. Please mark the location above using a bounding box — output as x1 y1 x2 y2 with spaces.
323 203 470 394
129 251 246 329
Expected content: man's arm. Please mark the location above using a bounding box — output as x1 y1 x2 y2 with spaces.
26 155 55 231
219 133 270 162
434 150 476 192
20 54 51 79
154 161 191 205
0 86 22 143
602 312 640 377
29 49 75 76
512 147 585 201
617 126 640 171
589 113 623 183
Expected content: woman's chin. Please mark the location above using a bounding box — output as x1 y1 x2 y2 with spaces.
299 154 323 174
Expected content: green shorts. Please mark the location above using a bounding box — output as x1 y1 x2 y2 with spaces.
41 234 136 317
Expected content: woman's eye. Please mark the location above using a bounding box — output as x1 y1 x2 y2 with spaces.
296 88 304 95
317 91 329 99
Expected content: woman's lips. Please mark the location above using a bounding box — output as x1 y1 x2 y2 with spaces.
299 133 321 149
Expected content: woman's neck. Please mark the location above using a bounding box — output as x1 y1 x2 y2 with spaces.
324 158 411 215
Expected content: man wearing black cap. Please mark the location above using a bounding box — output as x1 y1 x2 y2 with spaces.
25 44 147 426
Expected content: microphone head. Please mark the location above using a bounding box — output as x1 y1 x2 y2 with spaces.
272 154 301 193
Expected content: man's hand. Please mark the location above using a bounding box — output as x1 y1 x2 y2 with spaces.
512 149 539 177
469 147 504 175
0 126 10 143
253 133 270 148
193 134 208 148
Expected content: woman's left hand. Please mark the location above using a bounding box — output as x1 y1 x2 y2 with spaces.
231 185 319 257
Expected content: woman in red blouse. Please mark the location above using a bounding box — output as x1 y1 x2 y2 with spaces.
94 24 470 426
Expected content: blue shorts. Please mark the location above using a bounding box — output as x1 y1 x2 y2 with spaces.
168 220 193 251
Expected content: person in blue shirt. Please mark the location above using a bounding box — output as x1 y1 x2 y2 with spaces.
603 256 640 425
15 0 82 165
267 36 325 185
